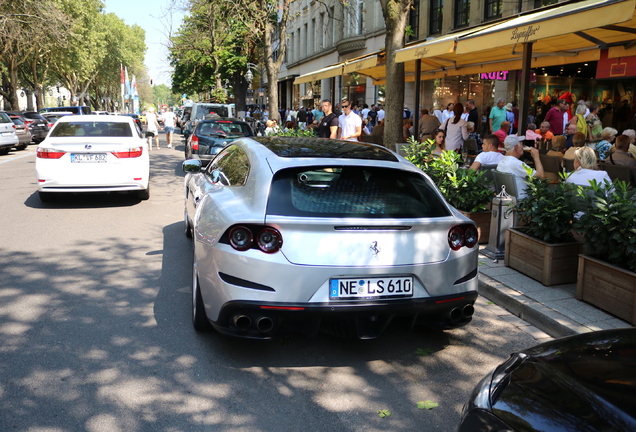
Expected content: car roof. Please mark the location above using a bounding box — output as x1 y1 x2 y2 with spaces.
250 136 399 161
56 114 134 124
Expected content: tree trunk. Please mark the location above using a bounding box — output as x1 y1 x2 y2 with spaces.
380 0 411 151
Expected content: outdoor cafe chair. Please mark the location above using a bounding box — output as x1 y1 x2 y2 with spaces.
563 158 575 172
493 170 520 199
539 154 562 183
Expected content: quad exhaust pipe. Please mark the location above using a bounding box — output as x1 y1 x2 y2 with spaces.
233 315 251 330
448 304 475 322
232 314 275 333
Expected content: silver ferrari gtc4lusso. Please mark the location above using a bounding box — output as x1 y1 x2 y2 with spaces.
183 137 479 339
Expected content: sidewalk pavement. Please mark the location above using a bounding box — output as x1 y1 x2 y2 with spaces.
477 249 632 339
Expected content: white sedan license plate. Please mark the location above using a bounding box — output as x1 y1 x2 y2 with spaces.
330 277 413 299
71 153 107 163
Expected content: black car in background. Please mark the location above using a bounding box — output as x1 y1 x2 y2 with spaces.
21 112 49 143
120 114 142 134
184 118 253 165
458 328 636 431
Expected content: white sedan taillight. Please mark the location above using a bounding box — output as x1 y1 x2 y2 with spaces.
111 147 143 158
37 147 65 159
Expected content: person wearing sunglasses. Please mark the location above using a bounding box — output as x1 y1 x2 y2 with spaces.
337 98 362 142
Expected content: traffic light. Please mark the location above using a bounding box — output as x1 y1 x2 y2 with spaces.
150 79 153 85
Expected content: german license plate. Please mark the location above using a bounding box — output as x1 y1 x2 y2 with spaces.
71 153 107 163
330 277 413 299
1 132 11 136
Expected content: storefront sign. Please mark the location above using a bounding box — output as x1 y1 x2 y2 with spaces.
597 49 636 79
414 47 429 58
480 71 510 80
510 25 541 44
480 71 537 81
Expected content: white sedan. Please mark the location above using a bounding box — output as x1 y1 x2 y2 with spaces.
35 115 150 202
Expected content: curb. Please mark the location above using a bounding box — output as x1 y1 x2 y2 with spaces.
477 273 591 339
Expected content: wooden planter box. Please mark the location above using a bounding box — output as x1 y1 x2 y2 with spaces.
577 255 636 325
504 228 582 286
460 210 491 244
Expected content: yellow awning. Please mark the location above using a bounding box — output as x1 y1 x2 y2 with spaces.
294 64 344 84
344 56 379 74
456 0 636 55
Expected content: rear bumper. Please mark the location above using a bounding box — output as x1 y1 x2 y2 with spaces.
211 291 478 339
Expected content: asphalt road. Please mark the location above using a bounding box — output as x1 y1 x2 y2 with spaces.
0 134 545 432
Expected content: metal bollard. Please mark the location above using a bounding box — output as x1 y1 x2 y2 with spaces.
481 186 516 260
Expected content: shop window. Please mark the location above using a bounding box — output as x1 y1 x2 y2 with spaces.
408 1 419 41
454 0 470 28
429 0 443 35
534 0 557 7
484 0 502 20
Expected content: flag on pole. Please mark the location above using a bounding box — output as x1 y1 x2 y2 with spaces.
120 64 125 98
131 75 138 97
124 66 131 98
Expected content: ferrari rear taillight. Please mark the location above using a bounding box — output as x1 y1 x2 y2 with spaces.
224 225 283 253
191 134 199 151
37 147 65 159
111 147 143 158
448 224 478 251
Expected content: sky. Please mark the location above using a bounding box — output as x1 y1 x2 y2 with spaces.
103 0 185 87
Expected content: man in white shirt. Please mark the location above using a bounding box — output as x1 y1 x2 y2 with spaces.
360 104 370 121
161 107 177 148
337 99 362 142
376 105 385 123
496 135 545 199
469 135 503 170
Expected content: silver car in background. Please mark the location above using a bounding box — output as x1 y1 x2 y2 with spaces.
183 137 479 339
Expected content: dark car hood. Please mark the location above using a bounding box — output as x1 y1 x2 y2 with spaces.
492 329 636 432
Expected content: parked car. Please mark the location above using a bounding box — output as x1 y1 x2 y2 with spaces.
35 115 150 202
120 114 142 134
39 105 92 115
9 116 32 150
458 328 636 431
182 136 479 339
20 111 50 143
42 112 74 128
0 111 19 155
184 118 253 165
181 103 235 138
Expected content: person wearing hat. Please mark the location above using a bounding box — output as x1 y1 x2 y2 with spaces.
496 134 545 199
505 103 515 133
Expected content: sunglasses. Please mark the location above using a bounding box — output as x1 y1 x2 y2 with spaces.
342 105 350 108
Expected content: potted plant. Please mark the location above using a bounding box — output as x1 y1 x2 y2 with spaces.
404 138 494 243
505 176 582 286
573 179 636 324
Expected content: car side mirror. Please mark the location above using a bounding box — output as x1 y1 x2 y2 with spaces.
182 159 202 173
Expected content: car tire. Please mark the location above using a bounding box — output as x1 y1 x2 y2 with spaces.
137 184 150 201
0 148 9 155
15 143 27 151
38 191 55 202
192 263 212 331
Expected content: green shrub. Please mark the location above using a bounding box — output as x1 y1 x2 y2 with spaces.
512 177 579 244
404 140 493 213
270 128 315 137
573 179 636 272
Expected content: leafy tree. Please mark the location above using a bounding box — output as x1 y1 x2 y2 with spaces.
0 0 69 109
379 0 412 149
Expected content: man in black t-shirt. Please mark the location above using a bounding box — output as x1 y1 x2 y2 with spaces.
317 100 339 139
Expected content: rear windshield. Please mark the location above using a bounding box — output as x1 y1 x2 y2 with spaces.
0 112 11 123
197 121 252 138
267 166 450 218
51 122 133 137
195 105 229 119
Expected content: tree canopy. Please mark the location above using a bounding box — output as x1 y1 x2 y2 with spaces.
0 0 149 111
